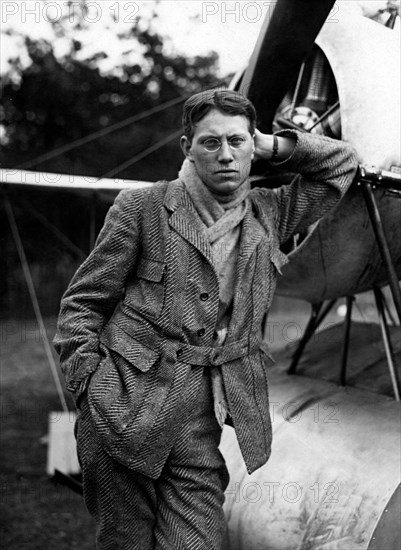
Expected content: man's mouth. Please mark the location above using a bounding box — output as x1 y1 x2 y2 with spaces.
215 169 238 174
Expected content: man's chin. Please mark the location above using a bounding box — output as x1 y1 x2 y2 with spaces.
207 179 246 195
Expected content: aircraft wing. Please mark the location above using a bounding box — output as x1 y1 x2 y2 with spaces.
0 169 154 201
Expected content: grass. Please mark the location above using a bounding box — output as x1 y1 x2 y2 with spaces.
0 317 96 549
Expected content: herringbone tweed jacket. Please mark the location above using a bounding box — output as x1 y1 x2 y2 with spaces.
54 130 358 479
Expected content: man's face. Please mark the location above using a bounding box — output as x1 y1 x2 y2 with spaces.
180 109 255 196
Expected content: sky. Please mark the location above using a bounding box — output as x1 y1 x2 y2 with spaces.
2 0 396 81
0 0 271 79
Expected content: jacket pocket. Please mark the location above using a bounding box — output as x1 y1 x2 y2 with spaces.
124 258 166 319
137 258 165 282
88 335 160 434
99 321 159 373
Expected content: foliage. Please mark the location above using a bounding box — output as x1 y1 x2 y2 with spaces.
1 3 225 180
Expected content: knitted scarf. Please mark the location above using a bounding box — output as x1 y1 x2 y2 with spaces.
178 158 249 236
178 159 250 426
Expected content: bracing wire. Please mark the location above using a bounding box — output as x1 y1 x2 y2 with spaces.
4 194 69 413
99 129 183 179
17 95 188 170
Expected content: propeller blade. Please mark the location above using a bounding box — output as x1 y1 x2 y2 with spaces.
240 0 336 131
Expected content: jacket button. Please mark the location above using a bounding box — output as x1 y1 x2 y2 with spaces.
211 351 220 365
197 328 205 337
176 349 183 358
200 292 209 301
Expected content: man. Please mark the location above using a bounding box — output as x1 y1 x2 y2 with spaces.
54 89 358 549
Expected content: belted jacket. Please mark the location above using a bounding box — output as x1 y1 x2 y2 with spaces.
54 130 358 479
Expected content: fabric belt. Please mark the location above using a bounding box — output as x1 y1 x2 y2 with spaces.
107 307 261 367
162 338 259 367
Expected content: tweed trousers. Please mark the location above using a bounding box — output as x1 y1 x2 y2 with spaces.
76 363 230 550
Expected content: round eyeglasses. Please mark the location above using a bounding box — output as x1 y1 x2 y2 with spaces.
201 136 247 152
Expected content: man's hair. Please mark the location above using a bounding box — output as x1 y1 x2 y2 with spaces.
182 89 257 139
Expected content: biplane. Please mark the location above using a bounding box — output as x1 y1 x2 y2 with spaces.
1 1 400 548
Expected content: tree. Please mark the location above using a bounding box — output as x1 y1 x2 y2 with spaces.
1 1 225 180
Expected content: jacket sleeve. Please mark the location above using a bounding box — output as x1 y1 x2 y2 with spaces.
262 129 359 245
53 188 142 397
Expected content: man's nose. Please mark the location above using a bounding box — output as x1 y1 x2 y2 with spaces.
217 141 234 162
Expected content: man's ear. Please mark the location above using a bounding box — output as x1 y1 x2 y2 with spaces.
180 136 193 160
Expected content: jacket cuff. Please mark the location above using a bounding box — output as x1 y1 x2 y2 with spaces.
272 128 339 170
61 350 101 393
269 129 300 167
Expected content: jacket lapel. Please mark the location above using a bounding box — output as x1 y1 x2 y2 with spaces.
228 201 267 336
236 201 267 281
164 179 216 267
